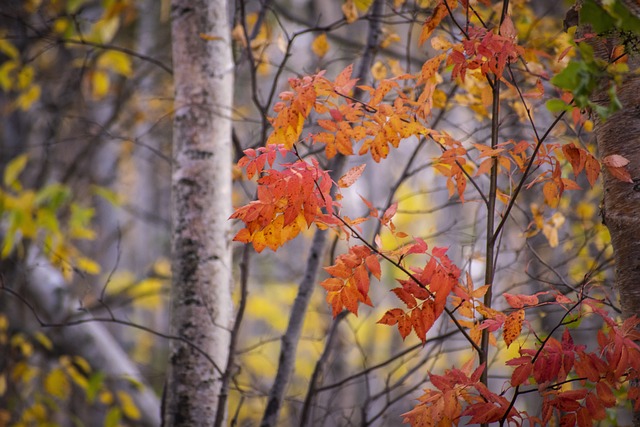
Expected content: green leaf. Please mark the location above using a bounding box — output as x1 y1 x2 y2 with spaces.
613 1 640 32
86 372 105 403
580 0 616 33
551 62 582 91
104 407 121 427
546 99 571 113
35 183 70 210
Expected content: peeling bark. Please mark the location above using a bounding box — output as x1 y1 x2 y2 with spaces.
164 0 234 425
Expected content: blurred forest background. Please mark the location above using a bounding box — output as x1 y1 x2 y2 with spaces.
0 0 630 426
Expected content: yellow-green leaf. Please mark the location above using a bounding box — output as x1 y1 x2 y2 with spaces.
4 154 28 190
104 407 121 427
117 390 141 420
44 368 71 400
77 256 101 275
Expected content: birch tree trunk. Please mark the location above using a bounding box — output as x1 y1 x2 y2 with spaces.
164 0 234 425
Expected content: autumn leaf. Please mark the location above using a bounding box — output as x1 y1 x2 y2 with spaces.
584 153 601 187
342 0 358 23
499 15 517 41
311 33 329 58
419 0 457 46
503 309 524 347
338 164 366 188
603 154 633 183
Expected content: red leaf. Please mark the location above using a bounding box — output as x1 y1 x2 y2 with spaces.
606 165 633 183
562 143 586 177
585 392 606 420
431 246 448 258
596 382 616 407
503 293 525 309
510 362 532 386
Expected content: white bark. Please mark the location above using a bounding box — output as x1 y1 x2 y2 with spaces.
164 0 234 425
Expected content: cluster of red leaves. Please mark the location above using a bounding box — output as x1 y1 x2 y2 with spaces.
377 240 460 343
231 145 338 252
405 315 640 427
447 22 524 82
402 362 518 425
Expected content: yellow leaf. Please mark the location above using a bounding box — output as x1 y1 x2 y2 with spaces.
0 39 18 59
16 84 40 111
92 70 110 99
17 65 34 89
0 61 18 91
117 390 141 420
153 257 171 278
342 0 358 23
4 154 28 190
371 61 387 80
97 51 133 77
44 368 71 400
33 332 53 351
100 390 114 405
127 277 164 309
0 374 5 396
73 356 91 375
355 0 373 11
311 33 329 58
77 256 101 275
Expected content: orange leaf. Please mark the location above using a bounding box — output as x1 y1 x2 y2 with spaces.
585 154 601 187
378 308 404 326
365 254 381 279
420 53 446 83
338 164 366 188
419 0 456 46
543 181 559 208
503 309 524 348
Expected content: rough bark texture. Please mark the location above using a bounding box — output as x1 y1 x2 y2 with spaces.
584 20 640 427
164 0 234 425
